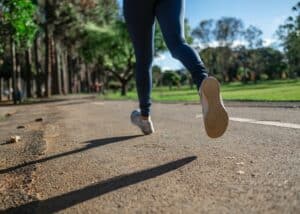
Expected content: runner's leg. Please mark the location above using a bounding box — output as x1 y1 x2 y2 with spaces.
155 0 208 89
123 0 156 117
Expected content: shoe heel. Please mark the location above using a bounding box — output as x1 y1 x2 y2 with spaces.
202 77 229 138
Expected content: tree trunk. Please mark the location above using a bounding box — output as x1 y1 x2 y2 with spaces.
67 52 73 93
34 36 43 97
45 24 52 97
10 37 17 104
51 39 56 94
56 43 62 95
16 53 21 92
97 65 105 94
25 48 33 98
0 78 2 101
51 37 59 95
61 49 69 94
85 63 91 93
121 80 127 96
103 71 108 94
8 78 12 100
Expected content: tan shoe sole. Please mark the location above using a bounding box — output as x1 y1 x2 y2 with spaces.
201 77 229 138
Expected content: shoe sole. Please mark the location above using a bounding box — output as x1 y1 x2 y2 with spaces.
130 112 154 135
133 123 154 135
201 77 229 138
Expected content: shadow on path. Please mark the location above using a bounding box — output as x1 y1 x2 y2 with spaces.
0 135 142 174
6 156 196 214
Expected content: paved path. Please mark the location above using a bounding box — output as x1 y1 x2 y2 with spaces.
0 100 299 213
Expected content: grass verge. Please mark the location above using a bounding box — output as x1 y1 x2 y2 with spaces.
99 79 300 102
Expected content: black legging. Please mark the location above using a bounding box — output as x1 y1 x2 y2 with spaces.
124 0 208 116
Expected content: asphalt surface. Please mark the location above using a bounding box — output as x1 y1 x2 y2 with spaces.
0 99 299 213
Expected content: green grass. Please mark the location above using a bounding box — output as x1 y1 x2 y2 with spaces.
0 115 5 121
100 79 300 102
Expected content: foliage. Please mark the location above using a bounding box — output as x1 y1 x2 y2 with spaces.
277 2 300 77
192 19 214 47
152 65 162 86
81 20 135 95
0 0 37 48
193 17 264 49
255 48 287 80
162 71 181 88
214 17 244 47
82 20 134 72
244 25 263 49
200 46 287 82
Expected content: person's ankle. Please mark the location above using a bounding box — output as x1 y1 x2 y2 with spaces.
141 115 150 121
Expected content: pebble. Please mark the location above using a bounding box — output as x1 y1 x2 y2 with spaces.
35 118 43 122
7 136 21 144
5 113 13 117
236 162 245 165
237 170 245 175
225 156 236 159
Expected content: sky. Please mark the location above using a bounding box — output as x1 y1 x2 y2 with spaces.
118 0 298 70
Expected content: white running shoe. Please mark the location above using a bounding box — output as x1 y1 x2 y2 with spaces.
131 110 155 135
200 77 229 138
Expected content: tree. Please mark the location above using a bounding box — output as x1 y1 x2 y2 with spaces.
162 70 181 89
184 18 194 45
244 25 263 49
192 19 214 47
0 0 37 103
152 65 162 87
213 17 244 47
80 4 173 96
81 20 135 96
200 47 218 75
194 17 244 82
0 0 123 100
277 2 300 77
256 47 287 80
33 0 119 96
39 0 83 96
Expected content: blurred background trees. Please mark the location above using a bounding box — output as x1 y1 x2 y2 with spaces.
277 2 300 78
0 0 37 103
0 0 299 102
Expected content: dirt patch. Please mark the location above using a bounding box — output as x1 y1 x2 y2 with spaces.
0 105 59 212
